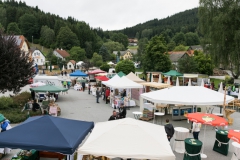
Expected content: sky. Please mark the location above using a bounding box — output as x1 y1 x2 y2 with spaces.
17 0 199 31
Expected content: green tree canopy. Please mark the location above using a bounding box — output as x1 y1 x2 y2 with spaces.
99 45 109 62
103 41 125 54
177 56 197 73
167 41 176 51
185 32 200 46
40 25 55 48
172 32 186 45
0 31 34 93
19 13 38 40
199 0 240 78
194 51 214 75
115 60 135 75
69 46 86 62
142 35 171 72
91 52 103 67
7 22 21 34
174 44 186 51
100 63 110 72
56 26 79 50
110 33 128 48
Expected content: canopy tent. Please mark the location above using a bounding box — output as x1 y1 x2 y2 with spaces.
126 72 145 83
69 70 88 77
107 61 114 65
108 76 143 89
95 73 107 76
140 82 171 89
76 61 84 66
30 85 68 93
163 70 183 77
117 71 126 77
0 116 94 154
102 74 120 86
95 76 109 81
78 118 175 160
88 69 106 75
141 86 234 106
30 82 46 88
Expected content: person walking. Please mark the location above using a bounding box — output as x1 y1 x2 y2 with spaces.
164 119 175 142
105 88 110 104
67 81 71 89
88 84 91 94
61 71 63 76
96 88 100 103
63 81 67 88
192 122 201 140
82 82 86 92
64 71 67 76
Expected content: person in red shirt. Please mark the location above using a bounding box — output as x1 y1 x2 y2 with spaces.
105 88 110 104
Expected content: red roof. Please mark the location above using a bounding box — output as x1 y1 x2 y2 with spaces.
69 60 76 65
95 76 109 81
55 49 70 58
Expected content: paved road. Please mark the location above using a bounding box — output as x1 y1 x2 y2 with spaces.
2 85 240 160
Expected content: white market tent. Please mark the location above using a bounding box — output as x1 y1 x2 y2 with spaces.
102 74 121 86
108 76 143 89
78 118 175 160
140 86 234 111
126 72 145 83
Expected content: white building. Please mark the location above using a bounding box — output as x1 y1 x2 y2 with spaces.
30 48 45 66
53 49 70 60
67 60 76 70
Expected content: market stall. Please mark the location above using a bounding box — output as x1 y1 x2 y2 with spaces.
69 70 88 77
0 116 94 159
78 118 175 160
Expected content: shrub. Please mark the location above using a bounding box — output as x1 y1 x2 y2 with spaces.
0 97 13 109
12 91 31 108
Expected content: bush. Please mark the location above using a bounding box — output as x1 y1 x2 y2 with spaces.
0 97 14 109
12 91 31 108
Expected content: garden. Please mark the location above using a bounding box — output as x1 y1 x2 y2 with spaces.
0 92 42 123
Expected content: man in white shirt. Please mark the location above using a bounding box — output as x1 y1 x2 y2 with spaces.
192 122 201 140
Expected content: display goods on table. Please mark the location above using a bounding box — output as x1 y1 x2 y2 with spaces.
213 130 230 156
11 150 38 160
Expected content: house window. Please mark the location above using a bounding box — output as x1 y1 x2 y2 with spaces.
69 65 71 68
36 59 38 62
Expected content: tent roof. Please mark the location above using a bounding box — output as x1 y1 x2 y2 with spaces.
95 76 109 81
117 71 126 77
163 70 183 76
141 86 234 105
30 85 68 93
102 74 120 86
78 118 175 160
108 76 143 89
69 70 88 77
88 69 106 75
0 116 94 154
140 82 171 89
126 72 145 83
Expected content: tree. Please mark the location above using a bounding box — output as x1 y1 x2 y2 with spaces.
56 26 79 50
103 41 125 54
194 51 214 75
0 31 34 93
142 35 172 72
167 41 176 51
0 23 4 32
7 22 21 34
172 32 186 45
100 63 110 72
185 32 200 46
39 25 55 47
69 46 86 62
0 7 7 28
90 52 103 67
19 13 39 40
110 33 128 48
199 0 240 78
178 56 197 73
115 60 135 75
174 44 186 51
99 45 109 62
85 41 93 59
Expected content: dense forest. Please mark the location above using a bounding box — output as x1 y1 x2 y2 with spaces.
0 0 200 66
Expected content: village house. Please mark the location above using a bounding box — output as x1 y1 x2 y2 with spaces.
13 35 31 60
30 47 45 66
168 51 189 67
53 49 70 60
67 60 76 70
113 49 135 60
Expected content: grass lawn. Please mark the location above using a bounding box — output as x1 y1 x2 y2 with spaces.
127 46 138 49
30 43 50 56
210 78 223 89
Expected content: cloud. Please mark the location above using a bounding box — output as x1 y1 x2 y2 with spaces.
17 0 199 30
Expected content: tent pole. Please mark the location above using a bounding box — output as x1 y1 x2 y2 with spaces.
201 124 207 158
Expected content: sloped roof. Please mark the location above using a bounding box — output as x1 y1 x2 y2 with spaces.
128 49 138 55
30 47 45 57
189 45 203 50
113 50 135 56
126 72 145 83
13 35 30 49
168 51 187 62
69 60 76 65
55 49 70 58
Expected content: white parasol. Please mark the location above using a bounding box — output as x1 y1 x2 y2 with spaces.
218 82 223 93
30 82 46 88
201 79 204 87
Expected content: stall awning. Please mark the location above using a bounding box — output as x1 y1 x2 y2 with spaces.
95 76 109 81
140 82 171 89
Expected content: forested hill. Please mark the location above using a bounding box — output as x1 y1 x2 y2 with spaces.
118 8 198 39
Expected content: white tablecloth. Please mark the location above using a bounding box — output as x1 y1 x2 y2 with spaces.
74 85 82 91
124 100 136 107
231 142 240 160
173 127 189 153
144 103 155 111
